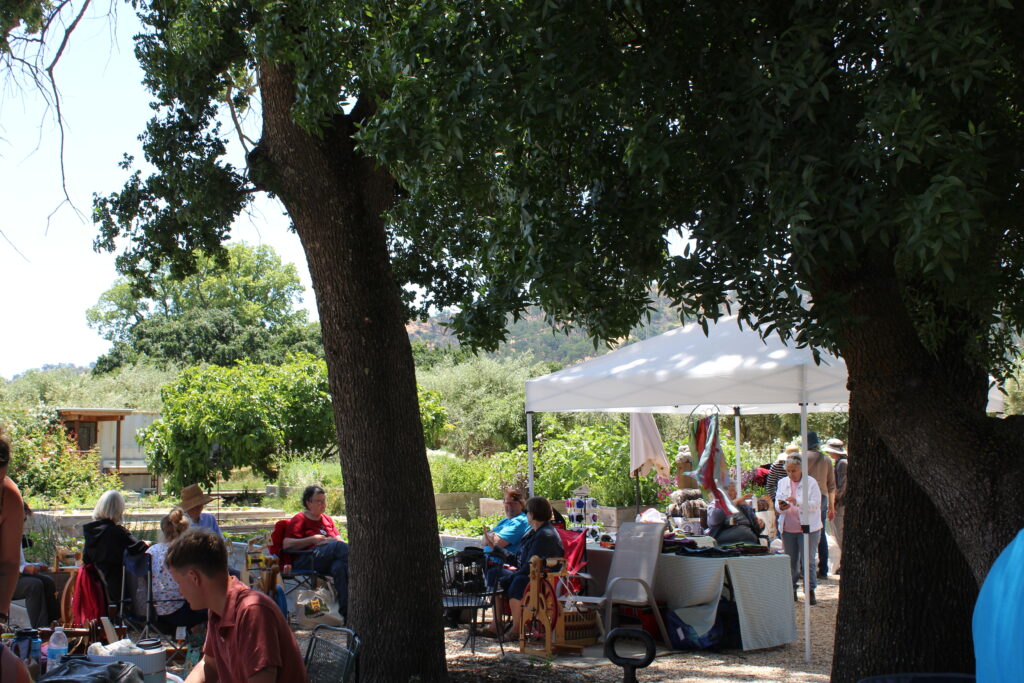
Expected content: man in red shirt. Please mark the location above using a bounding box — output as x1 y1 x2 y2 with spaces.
166 528 307 683
281 486 349 619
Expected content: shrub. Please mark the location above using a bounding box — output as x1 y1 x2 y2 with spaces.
437 512 503 537
428 453 490 493
0 404 123 506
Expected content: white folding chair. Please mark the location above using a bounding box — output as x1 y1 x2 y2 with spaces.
573 522 670 644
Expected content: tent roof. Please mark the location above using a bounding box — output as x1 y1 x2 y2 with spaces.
526 316 1007 414
525 316 850 415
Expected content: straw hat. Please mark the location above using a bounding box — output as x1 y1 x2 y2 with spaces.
822 438 848 456
180 484 214 511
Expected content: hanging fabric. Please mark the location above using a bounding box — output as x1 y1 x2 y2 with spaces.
687 415 738 515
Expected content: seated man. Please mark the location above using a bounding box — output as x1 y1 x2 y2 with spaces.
480 489 529 563
166 528 306 683
280 486 349 618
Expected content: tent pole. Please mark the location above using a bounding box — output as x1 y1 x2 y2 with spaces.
526 411 535 497
800 395 811 663
733 407 741 497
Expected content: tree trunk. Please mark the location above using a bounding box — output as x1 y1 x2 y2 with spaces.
255 63 447 681
822 259 1024 582
831 403 976 681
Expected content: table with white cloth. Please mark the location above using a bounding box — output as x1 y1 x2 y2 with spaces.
585 547 796 651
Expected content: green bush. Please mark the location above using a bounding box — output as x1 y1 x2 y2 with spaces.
437 512 503 537
417 354 548 455
0 404 123 506
428 453 490 493
481 422 672 508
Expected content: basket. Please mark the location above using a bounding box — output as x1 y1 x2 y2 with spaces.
556 609 599 646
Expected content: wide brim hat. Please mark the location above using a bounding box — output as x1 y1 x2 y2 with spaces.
822 439 847 456
180 484 214 510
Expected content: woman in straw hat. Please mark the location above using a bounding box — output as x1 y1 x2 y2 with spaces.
180 484 221 536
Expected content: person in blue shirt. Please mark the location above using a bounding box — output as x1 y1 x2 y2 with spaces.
481 489 529 560
180 485 222 536
974 527 1024 681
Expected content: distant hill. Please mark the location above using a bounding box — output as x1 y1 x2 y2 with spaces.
406 297 686 366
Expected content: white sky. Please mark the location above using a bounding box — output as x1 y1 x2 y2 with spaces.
0 8 313 379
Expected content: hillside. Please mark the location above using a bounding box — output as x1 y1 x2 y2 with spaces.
406 297 686 366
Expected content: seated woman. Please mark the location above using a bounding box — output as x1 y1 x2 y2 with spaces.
13 505 60 628
485 496 564 640
82 490 149 609
280 486 349 618
148 508 206 629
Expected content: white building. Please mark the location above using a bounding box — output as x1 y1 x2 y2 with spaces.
57 408 160 491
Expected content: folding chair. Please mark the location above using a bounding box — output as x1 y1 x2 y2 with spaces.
119 551 192 664
572 522 670 644
304 624 360 683
267 520 335 601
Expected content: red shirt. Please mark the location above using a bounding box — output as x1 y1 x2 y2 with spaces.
280 512 339 566
204 577 307 683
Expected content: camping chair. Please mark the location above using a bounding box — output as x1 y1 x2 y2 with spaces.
440 547 500 654
119 551 187 652
267 520 336 601
572 522 671 644
303 624 360 683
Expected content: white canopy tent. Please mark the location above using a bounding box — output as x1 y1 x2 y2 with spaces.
524 315 846 660
524 315 1006 661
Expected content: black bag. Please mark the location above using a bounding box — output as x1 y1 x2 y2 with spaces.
450 547 487 594
38 657 145 683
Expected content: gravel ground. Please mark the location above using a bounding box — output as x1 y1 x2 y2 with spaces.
445 576 838 683
172 576 838 681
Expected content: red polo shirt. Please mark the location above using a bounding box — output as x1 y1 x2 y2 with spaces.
280 512 339 566
204 577 307 683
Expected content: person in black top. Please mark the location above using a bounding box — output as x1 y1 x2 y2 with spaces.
484 496 563 640
82 490 149 609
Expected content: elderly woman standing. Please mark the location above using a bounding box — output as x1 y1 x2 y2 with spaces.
83 490 149 609
775 454 822 605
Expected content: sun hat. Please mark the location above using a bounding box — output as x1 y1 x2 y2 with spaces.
180 484 215 511
822 438 847 456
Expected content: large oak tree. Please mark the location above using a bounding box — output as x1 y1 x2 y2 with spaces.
360 1 1024 679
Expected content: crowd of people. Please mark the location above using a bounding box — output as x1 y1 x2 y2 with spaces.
0 425 323 682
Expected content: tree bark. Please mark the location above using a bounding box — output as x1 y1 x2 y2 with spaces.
832 402 976 681
823 258 1024 582
254 62 447 682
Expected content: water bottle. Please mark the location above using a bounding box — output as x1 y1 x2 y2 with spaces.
47 625 68 670
30 633 42 662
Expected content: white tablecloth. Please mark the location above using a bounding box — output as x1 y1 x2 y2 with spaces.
586 548 796 651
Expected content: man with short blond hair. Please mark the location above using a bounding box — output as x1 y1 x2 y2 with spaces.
166 528 306 683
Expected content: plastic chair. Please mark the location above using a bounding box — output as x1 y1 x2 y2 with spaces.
572 522 670 644
303 624 360 683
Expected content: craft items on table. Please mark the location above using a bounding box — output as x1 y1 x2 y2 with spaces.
565 485 601 541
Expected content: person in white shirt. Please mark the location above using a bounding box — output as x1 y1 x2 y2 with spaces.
775 454 823 605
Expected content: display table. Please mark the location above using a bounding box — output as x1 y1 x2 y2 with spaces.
585 547 796 651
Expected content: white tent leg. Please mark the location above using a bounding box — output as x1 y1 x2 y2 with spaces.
734 407 741 496
800 401 811 663
526 411 535 497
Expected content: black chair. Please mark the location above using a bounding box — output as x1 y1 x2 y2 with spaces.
441 548 501 654
304 624 360 683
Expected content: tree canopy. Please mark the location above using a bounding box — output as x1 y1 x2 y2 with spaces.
87 242 321 371
48 0 1024 679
